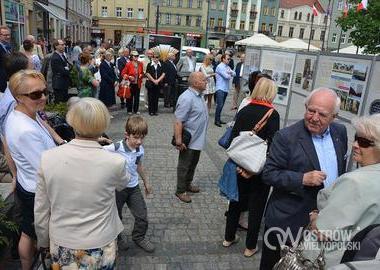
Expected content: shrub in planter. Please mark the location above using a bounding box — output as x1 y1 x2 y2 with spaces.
0 195 18 260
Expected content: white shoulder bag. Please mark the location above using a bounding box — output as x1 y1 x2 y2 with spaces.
226 109 274 174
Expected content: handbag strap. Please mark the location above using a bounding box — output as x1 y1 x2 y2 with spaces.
252 108 274 133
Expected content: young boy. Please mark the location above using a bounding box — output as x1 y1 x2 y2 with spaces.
104 116 154 252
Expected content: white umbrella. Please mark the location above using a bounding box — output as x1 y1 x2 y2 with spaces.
235 33 280 47
279 38 320 51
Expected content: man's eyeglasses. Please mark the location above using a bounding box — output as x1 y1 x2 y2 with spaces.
306 107 332 119
354 134 375 148
22 88 48 100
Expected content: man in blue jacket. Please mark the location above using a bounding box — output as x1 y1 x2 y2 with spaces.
259 88 348 269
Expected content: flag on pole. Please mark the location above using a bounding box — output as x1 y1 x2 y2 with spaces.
312 3 319 16
343 1 349 17
357 0 368 11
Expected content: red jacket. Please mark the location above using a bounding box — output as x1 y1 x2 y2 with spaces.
121 60 144 88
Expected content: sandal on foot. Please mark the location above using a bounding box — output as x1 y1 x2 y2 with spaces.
222 236 239 247
244 248 257 257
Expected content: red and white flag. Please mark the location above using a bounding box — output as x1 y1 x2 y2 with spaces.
343 1 349 17
312 4 319 16
357 0 368 11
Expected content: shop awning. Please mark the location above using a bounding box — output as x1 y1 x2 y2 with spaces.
35 2 69 23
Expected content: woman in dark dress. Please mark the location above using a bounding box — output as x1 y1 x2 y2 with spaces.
223 77 280 257
145 53 165 116
99 50 117 107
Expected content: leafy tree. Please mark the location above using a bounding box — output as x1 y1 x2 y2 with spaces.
336 0 380 54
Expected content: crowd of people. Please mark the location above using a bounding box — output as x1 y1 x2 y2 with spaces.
1 23 380 270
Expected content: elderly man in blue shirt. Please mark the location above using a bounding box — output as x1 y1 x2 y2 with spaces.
173 72 208 203
214 54 235 127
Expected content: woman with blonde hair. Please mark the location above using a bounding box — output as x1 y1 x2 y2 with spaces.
4 70 56 270
199 54 216 112
223 77 280 257
34 97 129 269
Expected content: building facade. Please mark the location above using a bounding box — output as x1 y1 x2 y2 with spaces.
91 0 148 48
225 0 261 47
258 0 279 36
207 0 227 49
67 0 91 43
148 0 208 47
276 0 328 49
327 0 354 51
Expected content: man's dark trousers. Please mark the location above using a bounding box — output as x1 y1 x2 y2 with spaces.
176 149 200 194
116 186 148 242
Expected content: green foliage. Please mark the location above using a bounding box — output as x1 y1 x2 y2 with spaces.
336 0 380 54
45 102 68 118
0 195 18 258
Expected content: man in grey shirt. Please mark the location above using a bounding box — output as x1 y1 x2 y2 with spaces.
174 72 208 203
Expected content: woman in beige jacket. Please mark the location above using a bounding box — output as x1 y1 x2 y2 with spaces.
34 98 129 269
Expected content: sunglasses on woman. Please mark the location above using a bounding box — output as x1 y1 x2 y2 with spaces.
354 134 375 148
22 88 48 100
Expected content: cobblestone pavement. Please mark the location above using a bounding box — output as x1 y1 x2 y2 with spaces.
108 94 263 270
6 93 267 270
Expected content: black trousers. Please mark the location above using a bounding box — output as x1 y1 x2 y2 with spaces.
164 83 176 107
225 174 270 250
147 86 160 114
176 149 201 194
53 88 68 103
259 226 289 270
126 84 140 113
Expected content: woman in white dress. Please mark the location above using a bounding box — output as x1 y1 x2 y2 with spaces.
199 54 216 112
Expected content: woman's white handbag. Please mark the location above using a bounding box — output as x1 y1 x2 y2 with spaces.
226 109 274 174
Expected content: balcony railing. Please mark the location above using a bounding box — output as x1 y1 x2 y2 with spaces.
213 26 226 33
230 10 238 17
250 11 257 19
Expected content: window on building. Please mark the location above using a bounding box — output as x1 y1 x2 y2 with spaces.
220 0 225 10
332 33 337 43
101 6 107 16
167 0 172 6
280 10 284 18
218 18 223 26
264 6 269 15
127 8 133 18
166 13 171 24
196 16 201 27
242 3 247 12
298 12 302 20
176 15 181 25
188 0 192 8
348 35 352 44
178 0 183 7
158 13 162 24
269 24 273 33
277 25 283 36
289 27 294 37
232 2 238 10
197 0 202 8
116 7 122 17
294 11 298 20
307 13 310 21
230 19 236 29
210 0 216 9
186 15 191 26
261 23 267 32
299 28 305 39
137 8 144 19
337 0 344 10
240 21 245 30
252 5 257 11
210 17 215 28
271 8 276 16
340 33 346 44
323 15 328 24
320 30 325 41
249 22 254 31
311 29 315 40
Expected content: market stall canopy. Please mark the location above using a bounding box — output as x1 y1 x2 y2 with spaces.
279 38 320 51
332 45 371 55
235 33 280 47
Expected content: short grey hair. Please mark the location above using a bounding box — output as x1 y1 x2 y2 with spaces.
352 114 380 151
305 87 341 114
